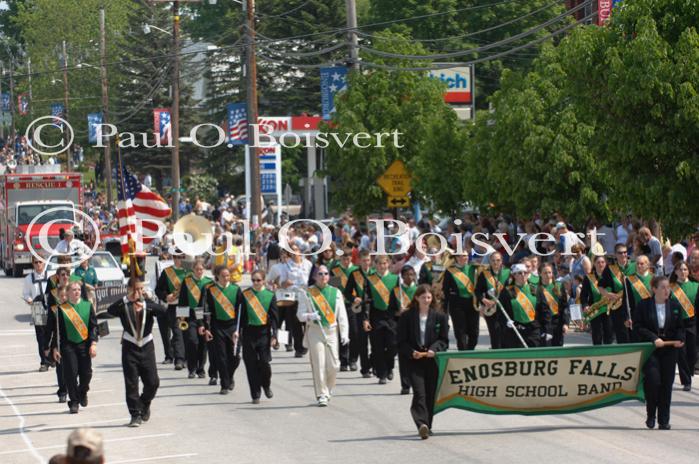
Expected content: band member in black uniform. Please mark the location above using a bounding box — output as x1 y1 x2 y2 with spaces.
537 263 569 346
107 278 168 427
398 285 449 440
45 266 72 402
331 248 357 372
177 259 214 379
344 249 373 378
235 270 278 404
363 255 400 384
669 261 698 391
389 266 418 395
204 265 242 394
624 255 653 343
598 244 634 343
23 256 51 371
153 254 173 364
48 280 98 414
475 251 509 349
498 264 544 348
154 252 187 370
633 276 685 430
581 256 614 345
443 253 479 350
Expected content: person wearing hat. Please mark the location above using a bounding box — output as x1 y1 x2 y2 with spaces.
498 263 544 348
23 255 51 372
344 249 374 378
45 265 76 403
177 258 214 379
49 280 98 414
475 251 510 349
329 247 357 371
155 251 188 370
51 427 105 464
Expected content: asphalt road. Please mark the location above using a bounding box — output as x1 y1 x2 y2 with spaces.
1 266 697 464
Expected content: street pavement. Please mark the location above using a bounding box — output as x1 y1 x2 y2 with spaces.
0 265 697 464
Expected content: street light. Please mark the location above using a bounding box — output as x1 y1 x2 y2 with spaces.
143 24 172 36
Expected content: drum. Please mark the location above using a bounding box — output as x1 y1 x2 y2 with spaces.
31 302 48 326
275 289 297 307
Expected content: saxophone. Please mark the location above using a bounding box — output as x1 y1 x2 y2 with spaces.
584 291 623 319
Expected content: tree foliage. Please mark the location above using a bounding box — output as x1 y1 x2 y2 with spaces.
325 31 467 216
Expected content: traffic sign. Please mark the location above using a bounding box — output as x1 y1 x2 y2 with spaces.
377 160 411 197
387 195 410 208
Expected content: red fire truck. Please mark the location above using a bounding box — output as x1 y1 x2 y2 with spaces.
0 166 82 277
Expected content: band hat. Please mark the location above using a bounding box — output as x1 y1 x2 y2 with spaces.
511 263 528 274
555 222 566 230
67 428 104 459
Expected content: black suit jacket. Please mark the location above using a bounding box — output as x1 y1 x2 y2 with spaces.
398 307 449 359
633 297 685 344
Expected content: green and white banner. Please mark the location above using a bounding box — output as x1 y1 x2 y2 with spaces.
434 343 655 416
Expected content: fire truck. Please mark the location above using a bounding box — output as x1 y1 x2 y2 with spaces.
0 166 82 277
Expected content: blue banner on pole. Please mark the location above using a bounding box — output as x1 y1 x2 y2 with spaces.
51 103 65 127
320 66 348 120
88 113 103 144
227 102 249 145
1 93 10 112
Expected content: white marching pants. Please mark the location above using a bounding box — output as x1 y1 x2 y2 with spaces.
305 323 339 399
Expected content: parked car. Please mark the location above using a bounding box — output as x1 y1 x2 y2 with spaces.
46 251 127 287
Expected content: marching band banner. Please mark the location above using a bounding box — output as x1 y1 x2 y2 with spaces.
434 343 654 416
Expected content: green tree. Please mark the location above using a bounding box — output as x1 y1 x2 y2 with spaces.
554 0 699 237
464 45 611 224
325 31 466 216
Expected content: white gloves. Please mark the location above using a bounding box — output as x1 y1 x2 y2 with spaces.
506 320 515 329
543 333 553 341
341 337 349 346
306 312 321 322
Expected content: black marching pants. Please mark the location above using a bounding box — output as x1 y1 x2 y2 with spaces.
408 358 439 430
207 339 218 379
156 311 172 360
369 317 397 379
449 297 479 350
167 307 185 363
551 317 565 347
213 325 239 390
644 347 678 426
184 325 207 374
35 325 50 366
485 314 502 349
242 328 272 399
610 309 631 344
61 342 92 407
122 341 159 417
590 313 614 345
341 310 363 368
678 328 696 387
284 302 305 354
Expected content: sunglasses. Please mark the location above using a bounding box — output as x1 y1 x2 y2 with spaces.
252 279 263 282
617 251 628 255
316 272 329 276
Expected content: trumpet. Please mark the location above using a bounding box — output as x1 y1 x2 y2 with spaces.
178 318 189 331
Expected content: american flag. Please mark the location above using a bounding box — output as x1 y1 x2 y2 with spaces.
117 166 171 254
227 102 248 145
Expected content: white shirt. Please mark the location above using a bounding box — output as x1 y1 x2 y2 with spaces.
656 303 666 329
615 224 629 245
419 314 428 346
266 261 287 286
55 238 89 256
282 259 313 288
23 270 48 302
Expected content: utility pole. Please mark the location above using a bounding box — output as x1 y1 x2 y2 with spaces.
27 57 33 121
99 5 113 205
62 40 71 171
345 0 359 70
9 57 15 145
0 64 4 140
171 0 181 221
244 0 261 227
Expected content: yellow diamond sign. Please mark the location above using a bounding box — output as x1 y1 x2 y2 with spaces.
378 160 411 197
